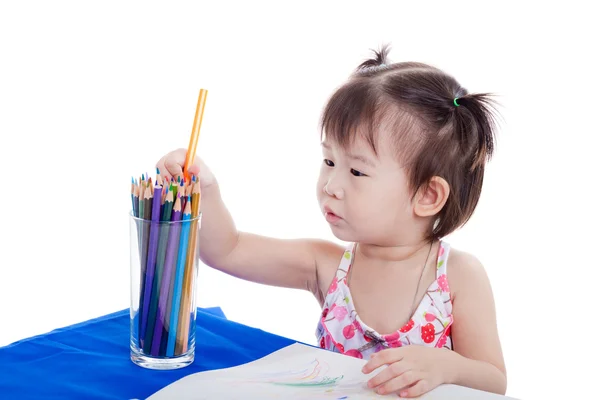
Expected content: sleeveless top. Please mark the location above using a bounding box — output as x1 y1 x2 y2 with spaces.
315 241 453 359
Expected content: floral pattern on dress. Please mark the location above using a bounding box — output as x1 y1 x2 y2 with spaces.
316 241 453 360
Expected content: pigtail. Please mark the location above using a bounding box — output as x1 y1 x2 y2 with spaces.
430 92 501 239
453 93 500 172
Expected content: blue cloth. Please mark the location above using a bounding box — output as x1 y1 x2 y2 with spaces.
0 307 296 399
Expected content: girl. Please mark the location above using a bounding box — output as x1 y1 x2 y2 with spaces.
156 45 507 398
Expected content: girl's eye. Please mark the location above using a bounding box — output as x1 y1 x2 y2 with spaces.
324 159 334 167
351 168 366 177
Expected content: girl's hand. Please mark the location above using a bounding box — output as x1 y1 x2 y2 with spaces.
362 346 453 398
156 148 217 189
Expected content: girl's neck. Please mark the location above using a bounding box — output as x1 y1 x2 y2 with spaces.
356 239 436 266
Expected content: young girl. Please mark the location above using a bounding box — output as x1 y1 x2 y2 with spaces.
156 45 507 398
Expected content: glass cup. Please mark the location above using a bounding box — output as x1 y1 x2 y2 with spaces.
129 211 202 369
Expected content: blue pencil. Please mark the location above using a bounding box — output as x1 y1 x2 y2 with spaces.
151 195 182 356
166 199 192 356
131 177 136 216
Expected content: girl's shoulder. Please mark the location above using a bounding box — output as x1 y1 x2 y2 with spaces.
312 240 348 305
445 244 489 300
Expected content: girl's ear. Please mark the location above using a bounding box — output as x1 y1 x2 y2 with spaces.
413 176 450 217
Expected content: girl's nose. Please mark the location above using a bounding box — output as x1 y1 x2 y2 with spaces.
323 179 344 199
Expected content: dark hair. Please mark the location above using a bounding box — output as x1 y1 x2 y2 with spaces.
319 44 501 241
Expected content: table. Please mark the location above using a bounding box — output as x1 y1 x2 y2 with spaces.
0 307 515 399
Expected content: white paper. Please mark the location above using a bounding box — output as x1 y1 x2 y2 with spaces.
147 343 517 400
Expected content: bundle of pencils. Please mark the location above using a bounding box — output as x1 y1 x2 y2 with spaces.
130 88 207 360
131 170 202 357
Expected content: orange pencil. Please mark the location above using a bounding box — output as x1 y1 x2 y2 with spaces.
183 89 208 182
177 180 201 353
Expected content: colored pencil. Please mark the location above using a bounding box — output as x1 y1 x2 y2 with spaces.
134 180 140 218
177 179 201 353
166 199 192 356
140 182 163 351
137 183 152 335
156 167 163 187
150 195 182 356
145 187 174 355
183 89 208 181
171 180 178 199
131 177 136 216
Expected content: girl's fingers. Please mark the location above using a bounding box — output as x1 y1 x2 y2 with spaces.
368 362 409 389
375 370 419 396
157 149 187 178
156 148 204 180
399 379 430 398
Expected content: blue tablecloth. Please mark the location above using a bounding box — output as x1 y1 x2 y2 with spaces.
0 307 296 399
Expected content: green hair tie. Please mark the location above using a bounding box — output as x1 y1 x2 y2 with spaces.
453 98 460 107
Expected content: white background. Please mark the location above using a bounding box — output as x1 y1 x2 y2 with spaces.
1 1 598 398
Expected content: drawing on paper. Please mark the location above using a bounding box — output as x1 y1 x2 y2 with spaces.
146 343 394 399
251 358 344 387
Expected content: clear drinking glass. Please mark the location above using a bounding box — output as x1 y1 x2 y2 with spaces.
129 212 202 369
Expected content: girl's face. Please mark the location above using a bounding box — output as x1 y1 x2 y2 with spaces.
316 132 418 246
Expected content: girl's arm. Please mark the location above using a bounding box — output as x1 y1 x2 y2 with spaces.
198 182 340 292
445 250 507 394
157 148 343 295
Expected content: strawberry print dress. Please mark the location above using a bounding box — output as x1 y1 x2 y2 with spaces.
316 241 453 359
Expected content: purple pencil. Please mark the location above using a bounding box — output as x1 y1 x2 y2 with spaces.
151 196 182 355
140 183 163 350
